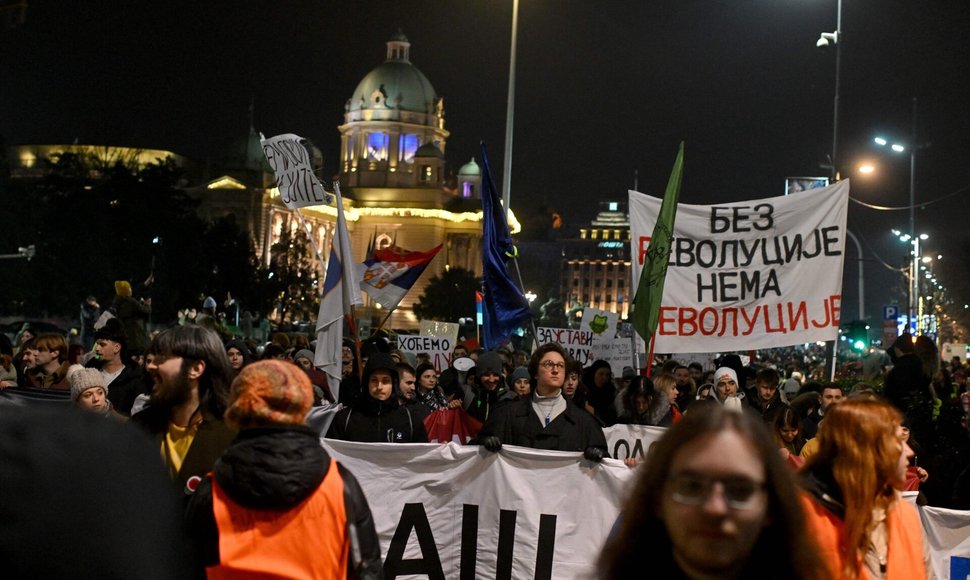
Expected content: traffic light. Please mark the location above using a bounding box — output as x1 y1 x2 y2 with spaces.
845 320 870 352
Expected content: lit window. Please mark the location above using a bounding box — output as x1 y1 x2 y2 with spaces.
591 230 599 240
399 134 419 163
421 165 432 183
367 133 388 161
462 181 474 198
609 202 618 211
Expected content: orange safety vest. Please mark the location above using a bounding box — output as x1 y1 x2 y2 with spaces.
208 458 349 579
799 491 925 580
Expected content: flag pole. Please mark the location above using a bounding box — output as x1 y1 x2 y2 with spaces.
334 181 364 368
509 253 540 350
294 208 327 273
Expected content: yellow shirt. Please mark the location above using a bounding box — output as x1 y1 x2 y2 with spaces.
800 436 820 461
161 421 200 477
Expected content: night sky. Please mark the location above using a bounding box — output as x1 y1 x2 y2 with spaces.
2 0 968 330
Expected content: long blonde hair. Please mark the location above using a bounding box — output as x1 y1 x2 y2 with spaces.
802 399 904 579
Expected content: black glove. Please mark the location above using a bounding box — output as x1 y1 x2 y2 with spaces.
480 436 503 452
583 446 605 463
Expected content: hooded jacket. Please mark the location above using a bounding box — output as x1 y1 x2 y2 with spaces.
326 353 428 443
185 425 383 579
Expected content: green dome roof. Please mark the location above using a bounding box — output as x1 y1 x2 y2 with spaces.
458 158 480 176
414 142 443 158
348 34 437 115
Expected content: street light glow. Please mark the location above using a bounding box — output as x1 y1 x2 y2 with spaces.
891 144 906 153
874 137 888 146
858 164 875 174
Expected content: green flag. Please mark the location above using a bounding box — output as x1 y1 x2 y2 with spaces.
632 142 684 344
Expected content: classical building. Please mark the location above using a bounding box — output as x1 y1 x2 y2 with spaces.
206 32 502 330
6 32 510 331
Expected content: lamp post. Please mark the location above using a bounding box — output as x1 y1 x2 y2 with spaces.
501 0 520 212
875 98 927 333
817 0 842 180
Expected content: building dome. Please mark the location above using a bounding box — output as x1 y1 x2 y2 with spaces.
347 33 437 116
414 142 444 159
458 158 480 176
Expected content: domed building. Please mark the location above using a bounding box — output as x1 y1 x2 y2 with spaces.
259 32 517 331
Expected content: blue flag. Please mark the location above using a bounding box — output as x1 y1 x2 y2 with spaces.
480 143 532 350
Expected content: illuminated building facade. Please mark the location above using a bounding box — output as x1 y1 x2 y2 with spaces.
561 201 632 318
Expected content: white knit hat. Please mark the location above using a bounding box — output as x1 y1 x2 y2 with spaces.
69 367 107 402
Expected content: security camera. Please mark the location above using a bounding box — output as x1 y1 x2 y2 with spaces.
816 32 838 48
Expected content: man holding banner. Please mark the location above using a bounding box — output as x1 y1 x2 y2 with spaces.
476 343 608 461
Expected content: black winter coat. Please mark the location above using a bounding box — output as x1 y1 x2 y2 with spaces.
477 397 609 456
185 425 384 579
327 394 428 443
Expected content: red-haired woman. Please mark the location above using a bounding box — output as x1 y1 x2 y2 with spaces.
800 398 930 579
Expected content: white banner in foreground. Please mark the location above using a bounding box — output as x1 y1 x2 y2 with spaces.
320 439 635 579
629 181 850 352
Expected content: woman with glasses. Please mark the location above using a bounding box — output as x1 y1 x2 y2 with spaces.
599 406 822 579
473 343 608 462
800 398 930 579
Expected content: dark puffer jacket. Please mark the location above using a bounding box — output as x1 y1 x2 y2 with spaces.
326 352 428 443
185 425 383 579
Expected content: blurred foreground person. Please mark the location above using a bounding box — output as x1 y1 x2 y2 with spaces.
0 406 192 578
599 406 821 580
800 398 931 579
186 360 383 579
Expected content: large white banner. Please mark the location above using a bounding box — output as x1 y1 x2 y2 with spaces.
920 505 970 579
629 181 850 352
320 439 635 579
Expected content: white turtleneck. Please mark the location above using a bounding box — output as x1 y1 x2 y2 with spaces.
532 389 566 427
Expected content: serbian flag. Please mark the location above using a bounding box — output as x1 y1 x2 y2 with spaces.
358 244 442 311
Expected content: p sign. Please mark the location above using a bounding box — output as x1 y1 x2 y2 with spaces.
883 305 899 321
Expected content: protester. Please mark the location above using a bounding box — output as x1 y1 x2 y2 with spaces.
129 325 236 493
69 366 124 420
0 406 194 578
616 376 673 427
185 360 383 578
112 280 152 353
468 351 515 422
583 359 618 425
599 405 821 579
476 343 608 461
800 398 931 579
773 406 806 457
510 366 531 398
414 362 449 411
397 361 430 423
92 318 146 416
224 339 252 378
79 295 101 351
747 367 787 424
293 348 334 404
326 353 428 443
651 372 683 423
30 333 71 389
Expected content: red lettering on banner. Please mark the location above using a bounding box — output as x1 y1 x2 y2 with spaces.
699 308 719 335
638 236 651 266
678 308 698 336
811 298 831 328
718 308 739 337
787 301 808 330
659 307 677 335
740 306 761 336
765 304 787 333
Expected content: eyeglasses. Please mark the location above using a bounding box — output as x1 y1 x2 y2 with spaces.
667 473 765 510
539 361 565 370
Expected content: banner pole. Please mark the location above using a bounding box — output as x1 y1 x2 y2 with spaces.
645 333 657 378
510 256 540 350
294 208 327 273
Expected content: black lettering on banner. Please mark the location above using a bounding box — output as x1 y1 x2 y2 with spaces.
719 272 739 301
752 203 774 231
762 269 781 297
496 509 517 579
802 229 822 259
675 238 695 267
613 439 630 460
783 234 802 262
383 503 445 580
710 207 731 233
821 226 842 256
460 504 478 580
696 274 717 302
695 240 716 268
534 514 558 580
740 238 759 266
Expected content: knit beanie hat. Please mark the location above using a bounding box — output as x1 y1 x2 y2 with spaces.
114 280 132 297
294 349 314 364
69 367 107 402
510 366 530 383
224 360 313 429
476 351 504 376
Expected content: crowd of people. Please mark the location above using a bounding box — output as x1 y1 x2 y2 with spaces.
1 289 967 578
